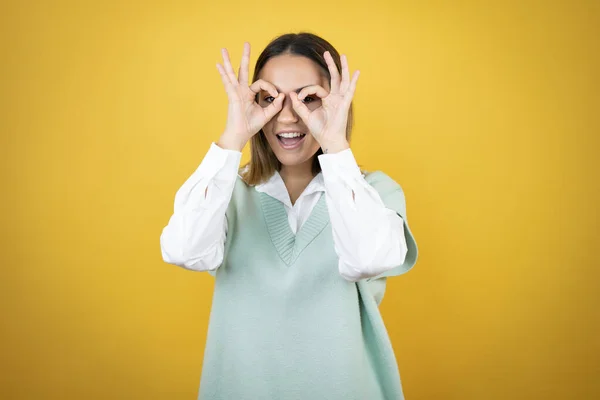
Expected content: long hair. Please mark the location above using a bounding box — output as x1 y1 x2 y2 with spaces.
241 32 355 185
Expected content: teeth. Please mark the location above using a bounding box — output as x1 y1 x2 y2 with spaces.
277 132 305 138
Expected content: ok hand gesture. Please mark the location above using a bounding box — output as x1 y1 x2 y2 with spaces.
289 51 360 153
216 42 284 151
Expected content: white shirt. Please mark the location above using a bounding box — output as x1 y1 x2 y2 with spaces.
160 143 408 281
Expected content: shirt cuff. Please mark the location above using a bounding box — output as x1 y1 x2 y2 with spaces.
317 148 363 180
196 142 242 179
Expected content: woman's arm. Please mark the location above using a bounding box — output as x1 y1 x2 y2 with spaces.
160 143 241 271
161 42 285 271
318 148 408 282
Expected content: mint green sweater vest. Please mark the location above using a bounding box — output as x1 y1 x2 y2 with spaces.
198 171 418 400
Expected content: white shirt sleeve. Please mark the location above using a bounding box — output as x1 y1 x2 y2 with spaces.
318 149 408 282
160 142 241 271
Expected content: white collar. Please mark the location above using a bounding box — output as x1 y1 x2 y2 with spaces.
255 170 325 209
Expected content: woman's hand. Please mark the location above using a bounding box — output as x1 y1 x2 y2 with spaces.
290 51 360 153
216 42 284 152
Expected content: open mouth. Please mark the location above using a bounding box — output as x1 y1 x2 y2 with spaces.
276 132 307 149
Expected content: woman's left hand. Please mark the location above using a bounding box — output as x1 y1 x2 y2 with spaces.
290 51 360 154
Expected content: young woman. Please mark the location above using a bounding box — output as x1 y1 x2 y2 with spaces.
160 32 418 400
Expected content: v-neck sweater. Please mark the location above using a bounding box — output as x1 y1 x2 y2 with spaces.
198 170 418 400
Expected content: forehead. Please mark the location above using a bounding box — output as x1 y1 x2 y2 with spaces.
257 54 327 91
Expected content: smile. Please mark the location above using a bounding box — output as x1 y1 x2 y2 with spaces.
276 132 307 150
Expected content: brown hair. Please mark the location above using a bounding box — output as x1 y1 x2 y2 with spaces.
241 32 355 185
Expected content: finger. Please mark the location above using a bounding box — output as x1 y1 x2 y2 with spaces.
340 54 350 93
221 48 238 85
290 92 311 123
216 63 236 97
324 51 340 94
348 70 360 94
249 79 279 98
263 92 285 120
297 85 329 101
342 70 360 108
238 42 250 86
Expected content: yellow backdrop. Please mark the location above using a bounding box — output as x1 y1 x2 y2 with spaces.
2 0 598 399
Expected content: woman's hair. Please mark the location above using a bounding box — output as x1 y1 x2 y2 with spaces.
241 32 354 185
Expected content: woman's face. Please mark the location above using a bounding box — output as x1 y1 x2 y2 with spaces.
257 54 328 170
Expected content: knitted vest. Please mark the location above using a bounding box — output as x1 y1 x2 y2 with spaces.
198 171 418 400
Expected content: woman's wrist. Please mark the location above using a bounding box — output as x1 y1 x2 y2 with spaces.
217 132 247 152
320 139 350 154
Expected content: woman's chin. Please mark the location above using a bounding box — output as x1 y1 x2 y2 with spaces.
276 155 311 168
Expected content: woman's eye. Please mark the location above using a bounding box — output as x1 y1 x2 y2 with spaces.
264 96 275 103
302 96 315 104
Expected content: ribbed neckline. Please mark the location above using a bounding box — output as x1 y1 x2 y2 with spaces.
260 192 330 266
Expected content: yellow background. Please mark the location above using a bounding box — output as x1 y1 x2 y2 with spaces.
2 0 598 399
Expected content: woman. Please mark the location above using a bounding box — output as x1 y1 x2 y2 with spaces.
160 32 418 400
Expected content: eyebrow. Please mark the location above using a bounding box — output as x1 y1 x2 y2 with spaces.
264 84 317 94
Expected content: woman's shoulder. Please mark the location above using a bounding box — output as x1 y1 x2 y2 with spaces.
226 175 255 221
362 170 409 219
232 174 253 194
362 170 404 195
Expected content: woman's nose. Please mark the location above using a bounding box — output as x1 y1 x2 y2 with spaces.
276 94 298 123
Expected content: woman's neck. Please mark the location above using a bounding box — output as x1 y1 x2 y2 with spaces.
279 159 315 206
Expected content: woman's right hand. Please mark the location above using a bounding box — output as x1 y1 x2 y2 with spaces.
216 42 284 152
